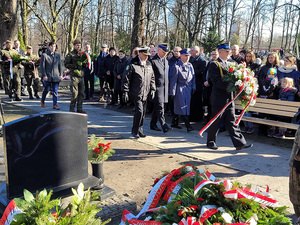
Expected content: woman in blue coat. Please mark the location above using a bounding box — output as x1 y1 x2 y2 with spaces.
170 48 196 132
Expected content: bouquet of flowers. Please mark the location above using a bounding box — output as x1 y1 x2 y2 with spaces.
74 52 99 76
223 63 258 109
10 54 23 66
87 134 115 162
120 165 292 225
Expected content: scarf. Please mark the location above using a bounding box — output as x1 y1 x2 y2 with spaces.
278 65 297 73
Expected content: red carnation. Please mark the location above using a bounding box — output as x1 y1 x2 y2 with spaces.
98 143 105 147
229 67 234 72
93 147 100 154
189 205 198 210
246 77 250 82
172 169 181 176
242 96 247 99
197 198 205 201
38 58 41 62
253 95 257 99
177 201 181 204
163 172 169 176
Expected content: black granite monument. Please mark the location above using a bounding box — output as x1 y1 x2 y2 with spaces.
1 112 99 204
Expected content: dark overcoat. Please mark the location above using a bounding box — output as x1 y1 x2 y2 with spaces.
122 56 156 102
113 57 128 90
150 54 169 103
40 50 62 82
170 60 195 115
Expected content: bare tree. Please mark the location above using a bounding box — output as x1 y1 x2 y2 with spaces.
25 0 69 41
268 0 279 51
131 0 146 50
19 0 38 46
0 0 18 44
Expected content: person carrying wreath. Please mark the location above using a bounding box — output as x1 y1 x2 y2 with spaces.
21 45 40 99
64 39 86 113
206 43 252 151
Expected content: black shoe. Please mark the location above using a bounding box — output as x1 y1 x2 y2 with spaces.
131 132 139 139
236 144 253 151
118 105 124 109
14 96 22 101
187 126 194 132
163 126 172 133
108 102 115 105
150 126 162 131
77 109 87 114
138 132 146 138
171 124 182 129
29 95 34 99
207 141 218 150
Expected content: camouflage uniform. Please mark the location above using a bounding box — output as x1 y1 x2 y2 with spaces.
1 48 21 99
64 50 84 112
21 53 40 99
289 126 300 218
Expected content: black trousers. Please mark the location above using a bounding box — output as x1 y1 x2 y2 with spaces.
150 102 166 129
132 100 147 135
207 105 246 147
84 78 94 98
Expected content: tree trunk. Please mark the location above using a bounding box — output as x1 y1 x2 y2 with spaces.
0 0 18 44
94 0 104 51
131 0 146 51
268 0 279 51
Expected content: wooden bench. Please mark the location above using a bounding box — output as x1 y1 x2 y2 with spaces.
235 98 300 130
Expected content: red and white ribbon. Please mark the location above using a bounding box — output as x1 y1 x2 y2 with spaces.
85 52 91 70
136 173 173 218
199 205 218 223
194 179 232 196
29 60 38 78
0 200 22 225
199 63 254 137
6 58 13 79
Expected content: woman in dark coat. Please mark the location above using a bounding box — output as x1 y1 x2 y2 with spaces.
113 50 128 108
257 52 279 99
169 48 195 132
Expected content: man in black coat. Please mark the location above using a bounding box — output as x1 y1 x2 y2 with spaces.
206 43 252 151
95 44 108 101
104 47 118 105
149 44 172 133
122 47 156 139
113 50 128 108
189 46 208 122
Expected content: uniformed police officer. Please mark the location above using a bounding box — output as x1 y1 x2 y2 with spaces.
149 43 172 133
122 47 156 138
65 39 86 113
21 45 40 99
1 40 22 101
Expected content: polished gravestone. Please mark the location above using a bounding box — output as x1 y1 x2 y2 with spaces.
0 112 102 206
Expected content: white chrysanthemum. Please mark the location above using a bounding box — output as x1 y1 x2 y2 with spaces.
245 86 253 94
234 70 242 78
250 99 256 106
221 212 233 223
235 80 243 87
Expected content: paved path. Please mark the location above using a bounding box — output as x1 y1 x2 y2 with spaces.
0 90 295 217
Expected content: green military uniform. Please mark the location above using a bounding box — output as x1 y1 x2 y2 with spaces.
21 53 40 99
64 50 84 112
289 126 300 219
1 48 21 99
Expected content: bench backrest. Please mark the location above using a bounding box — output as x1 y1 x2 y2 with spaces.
235 98 300 118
